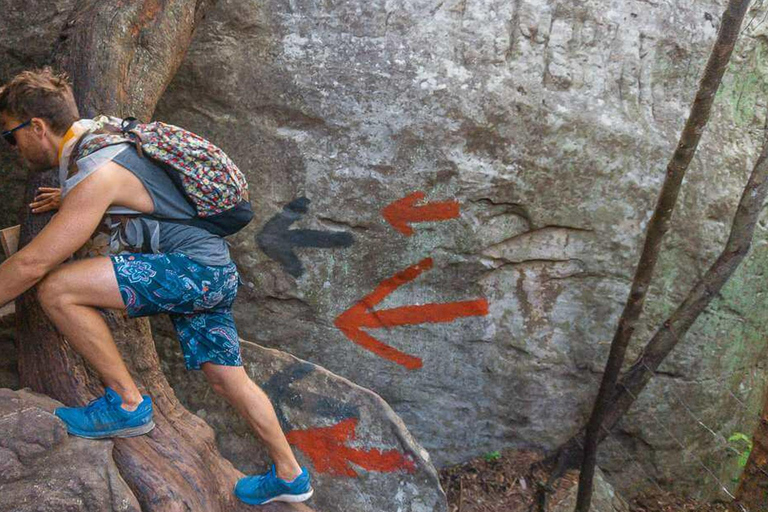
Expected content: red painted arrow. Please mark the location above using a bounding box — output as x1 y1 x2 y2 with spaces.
286 417 416 477
382 191 460 236
334 258 489 370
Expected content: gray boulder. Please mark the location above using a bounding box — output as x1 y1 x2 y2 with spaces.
0 387 140 512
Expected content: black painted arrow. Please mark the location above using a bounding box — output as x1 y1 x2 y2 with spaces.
256 197 354 278
260 361 360 431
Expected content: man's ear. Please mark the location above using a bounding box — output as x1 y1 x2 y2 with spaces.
30 117 49 138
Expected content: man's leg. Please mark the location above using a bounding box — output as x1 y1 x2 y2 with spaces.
36 256 144 410
201 362 303 481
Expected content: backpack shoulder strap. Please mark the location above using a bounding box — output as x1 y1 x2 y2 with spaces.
66 131 93 179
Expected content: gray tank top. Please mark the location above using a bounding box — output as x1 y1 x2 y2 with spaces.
62 138 232 267
110 146 232 266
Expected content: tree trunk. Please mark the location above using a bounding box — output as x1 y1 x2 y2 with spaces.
15 1 311 510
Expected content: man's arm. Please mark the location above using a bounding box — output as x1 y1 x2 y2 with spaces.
0 168 117 309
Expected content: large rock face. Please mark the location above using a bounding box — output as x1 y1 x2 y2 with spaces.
0 388 140 512
2 0 768 502
151 0 768 499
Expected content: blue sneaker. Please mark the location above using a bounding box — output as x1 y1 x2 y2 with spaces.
54 386 154 439
234 465 313 505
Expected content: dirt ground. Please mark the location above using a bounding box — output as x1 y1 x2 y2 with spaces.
437 449 730 512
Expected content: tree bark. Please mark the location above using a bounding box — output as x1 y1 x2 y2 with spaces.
733 389 768 511
573 1 752 510
14 1 311 510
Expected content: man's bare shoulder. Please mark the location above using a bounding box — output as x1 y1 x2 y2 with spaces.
65 160 155 214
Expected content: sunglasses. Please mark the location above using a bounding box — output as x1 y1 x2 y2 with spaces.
1 119 31 146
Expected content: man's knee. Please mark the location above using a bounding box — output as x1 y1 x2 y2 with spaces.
202 363 248 397
206 376 228 396
36 271 70 310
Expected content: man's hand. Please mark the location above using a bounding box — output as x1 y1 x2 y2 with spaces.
29 187 61 213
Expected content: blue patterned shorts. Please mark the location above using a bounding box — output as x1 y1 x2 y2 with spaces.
110 252 243 371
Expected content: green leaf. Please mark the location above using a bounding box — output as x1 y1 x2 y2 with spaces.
739 451 750 468
728 432 752 448
728 432 753 468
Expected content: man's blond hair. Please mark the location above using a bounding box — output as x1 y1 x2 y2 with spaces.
0 67 79 136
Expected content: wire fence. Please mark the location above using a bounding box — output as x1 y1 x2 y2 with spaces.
740 0 768 37
569 314 766 512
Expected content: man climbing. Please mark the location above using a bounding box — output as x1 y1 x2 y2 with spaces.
0 67 313 506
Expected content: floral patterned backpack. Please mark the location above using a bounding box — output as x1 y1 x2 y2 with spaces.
69 115 253 237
